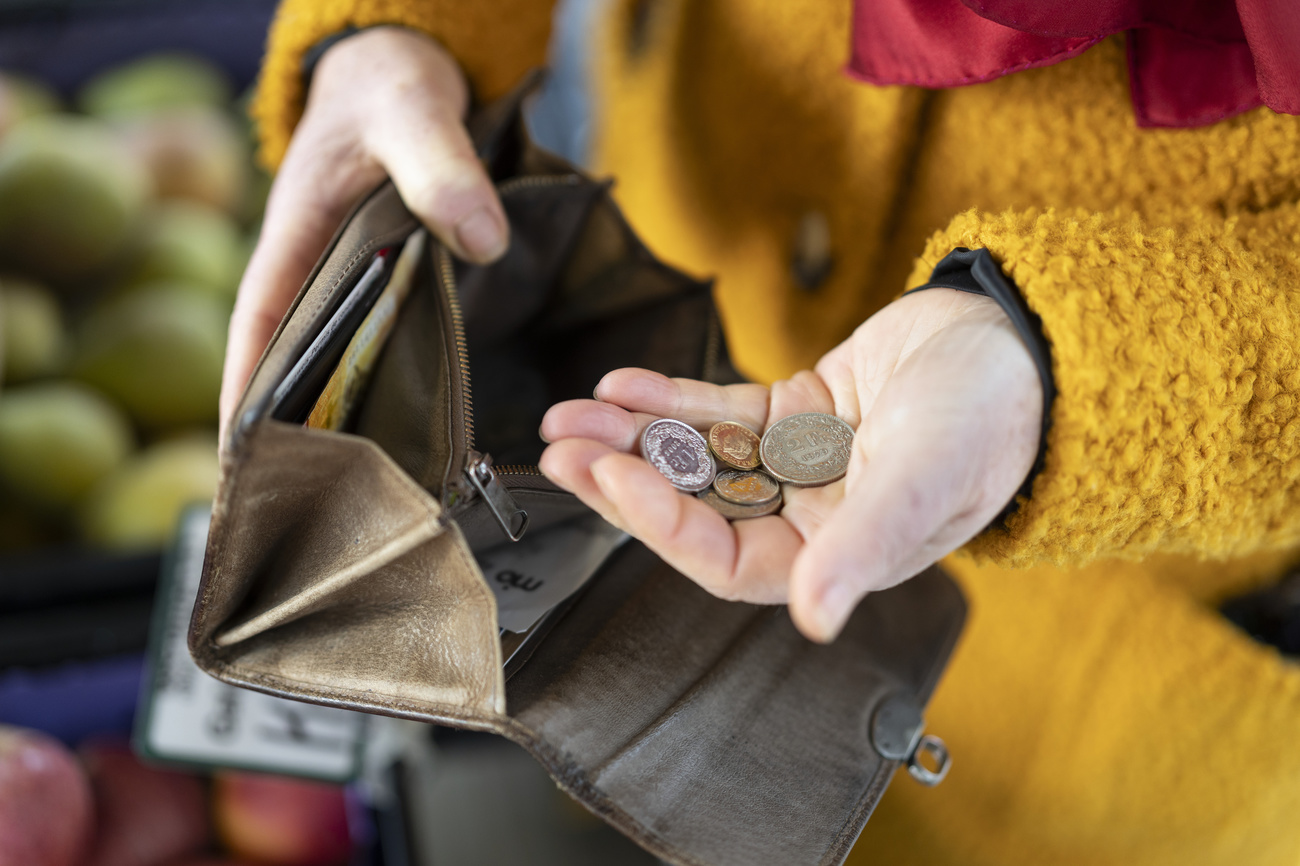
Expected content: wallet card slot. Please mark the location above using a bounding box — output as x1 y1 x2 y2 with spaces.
352 243 457 494
232 183 419 447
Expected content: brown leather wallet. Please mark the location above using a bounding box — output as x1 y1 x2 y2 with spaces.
191 76 967 866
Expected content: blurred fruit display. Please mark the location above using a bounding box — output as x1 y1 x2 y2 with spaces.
213 772 352 866
0 51 267 553
0 381 134 510
81 738 211 866
0 725 94 866
81 434 220 550
0 114 150 283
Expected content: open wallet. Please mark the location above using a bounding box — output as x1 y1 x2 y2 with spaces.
190 75 967 866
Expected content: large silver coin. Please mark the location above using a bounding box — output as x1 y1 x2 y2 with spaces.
698 488 783 521
713 469 780 505
641 419 716 492
759 412 854 486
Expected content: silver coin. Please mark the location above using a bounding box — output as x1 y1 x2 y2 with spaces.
641 419 716 492
713 469 780 505
698 488 783 520
759 412 854 486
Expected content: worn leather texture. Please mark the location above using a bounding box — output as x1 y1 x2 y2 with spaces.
191 77 967 866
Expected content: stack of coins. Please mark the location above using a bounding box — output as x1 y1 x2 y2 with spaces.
640 412 854 521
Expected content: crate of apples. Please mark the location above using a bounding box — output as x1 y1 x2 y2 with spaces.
0 725 353 866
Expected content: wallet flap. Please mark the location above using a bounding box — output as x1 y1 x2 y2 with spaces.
503 548 966 866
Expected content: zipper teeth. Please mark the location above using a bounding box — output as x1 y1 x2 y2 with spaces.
496 174 579 195
439 246 475 449
442 174 578 467
493 464 546 476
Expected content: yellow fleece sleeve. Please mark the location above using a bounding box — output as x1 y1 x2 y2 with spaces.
907 203 1300 568
251 0 556 170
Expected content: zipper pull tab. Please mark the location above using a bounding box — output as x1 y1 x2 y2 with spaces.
465 453 530 542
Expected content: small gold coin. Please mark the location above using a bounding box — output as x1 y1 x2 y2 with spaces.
712 469 780 506
708 421 761 471
698 488 783 521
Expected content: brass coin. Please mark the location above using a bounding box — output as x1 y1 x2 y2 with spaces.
708 421 761 471
759 412 854 486
713 469 780 506
641 418 716 492
698 488 783 521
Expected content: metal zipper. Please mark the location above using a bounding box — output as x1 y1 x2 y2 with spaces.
464 451 530 541
440 173 581 460
438 179 580 540
442 172 730 538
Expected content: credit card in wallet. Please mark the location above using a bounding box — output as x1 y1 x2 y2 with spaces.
308 230 427 431
270 244 398 424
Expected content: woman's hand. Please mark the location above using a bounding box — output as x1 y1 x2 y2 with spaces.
219 27 508 436
539 289 1043 642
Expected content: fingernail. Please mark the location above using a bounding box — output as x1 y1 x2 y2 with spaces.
810 582 857 643
538 424 550 444
455 208 506 262
592 386 603 401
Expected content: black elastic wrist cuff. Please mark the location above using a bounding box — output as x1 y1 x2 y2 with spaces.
904 247 1055 524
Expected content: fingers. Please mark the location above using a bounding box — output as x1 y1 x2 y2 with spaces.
537 438 626 524
787 440 963 642
593 369 770 432
542 364 835 455
538 400 660 452
540 441 801 604
767 369 837 419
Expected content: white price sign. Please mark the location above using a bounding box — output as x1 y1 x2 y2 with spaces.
134 507 367 781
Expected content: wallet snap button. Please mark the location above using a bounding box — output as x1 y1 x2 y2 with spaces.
870 693 950 786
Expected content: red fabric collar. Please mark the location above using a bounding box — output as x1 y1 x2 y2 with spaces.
847 0 1300 127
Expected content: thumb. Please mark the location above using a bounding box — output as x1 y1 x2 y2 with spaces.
787 436 968 643
362 79 507 264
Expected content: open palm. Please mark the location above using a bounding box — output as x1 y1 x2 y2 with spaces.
539 288 1043 642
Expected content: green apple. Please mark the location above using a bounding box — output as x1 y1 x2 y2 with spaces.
80 433 219 550
73 284 228 429
78 53 231 118
0 278 65 383
0 115 150 283
0 381 134 509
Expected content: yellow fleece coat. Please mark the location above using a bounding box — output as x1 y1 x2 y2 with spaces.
252 2 1300 863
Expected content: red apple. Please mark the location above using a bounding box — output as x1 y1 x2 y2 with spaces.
0 725 94 866
211 772 350 866
81 739 209 866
